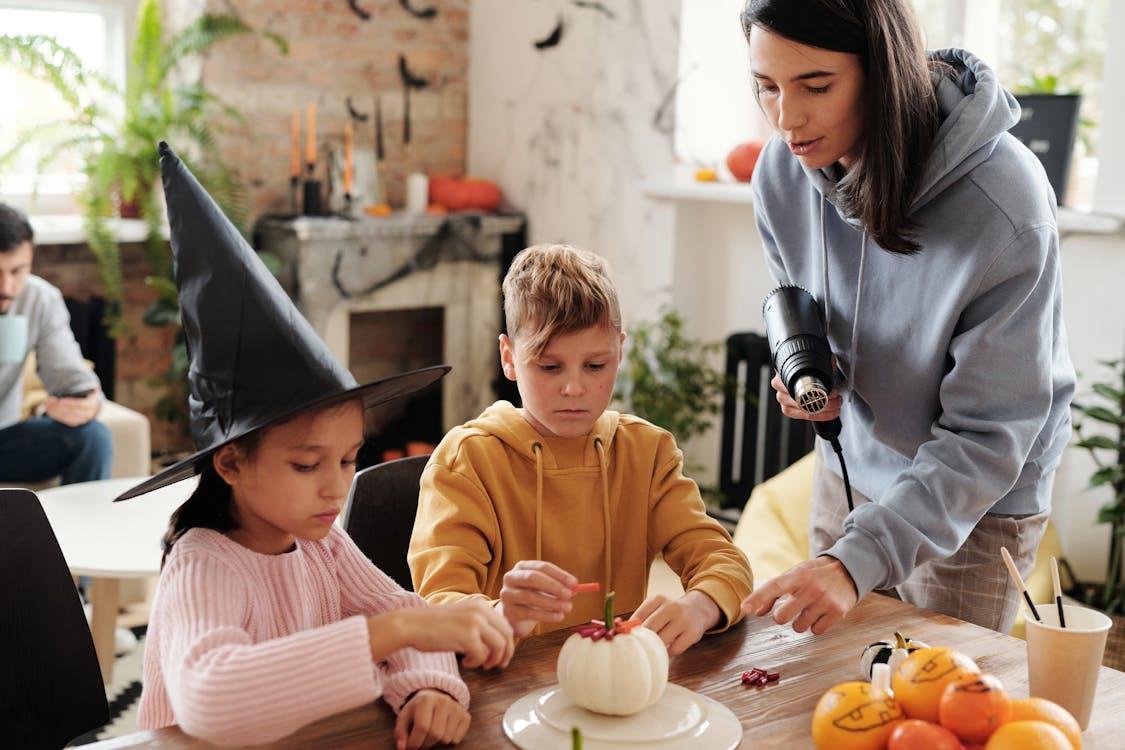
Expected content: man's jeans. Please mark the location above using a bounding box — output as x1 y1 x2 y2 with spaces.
0 416 113 485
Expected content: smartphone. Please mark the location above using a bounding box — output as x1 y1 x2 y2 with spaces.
54 388 95 399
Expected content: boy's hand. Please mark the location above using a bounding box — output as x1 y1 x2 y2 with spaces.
497 560 576 637
395 689 470 750
370 600 514 669
634 590 721 656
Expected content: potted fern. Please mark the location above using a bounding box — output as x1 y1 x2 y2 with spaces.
614 306 733 502
0 0 285 334
1067 359 1125 667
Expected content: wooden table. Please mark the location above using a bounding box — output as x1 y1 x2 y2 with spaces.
86 594 1125 748
38 476 197 683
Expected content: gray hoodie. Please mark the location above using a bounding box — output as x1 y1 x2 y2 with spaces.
750 49 1075 599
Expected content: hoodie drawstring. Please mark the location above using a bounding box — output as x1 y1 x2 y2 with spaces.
594 438 612 593
848 232 868 404
820 196 867 403
531 438 612 595
533 443 544 560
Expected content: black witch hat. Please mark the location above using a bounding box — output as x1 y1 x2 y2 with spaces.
115 142 447 501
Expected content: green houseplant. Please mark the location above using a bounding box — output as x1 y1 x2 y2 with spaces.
1068 359 1125 667
614 307 732 493
0 0 285 333
1 0 284 441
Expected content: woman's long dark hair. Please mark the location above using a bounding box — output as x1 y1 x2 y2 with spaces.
161 433 263 567
742 0 941 255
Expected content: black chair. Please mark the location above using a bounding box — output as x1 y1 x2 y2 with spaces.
342 455 430 591
0 488 110 748
717 332 815 511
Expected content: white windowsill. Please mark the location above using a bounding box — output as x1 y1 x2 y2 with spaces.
640 178 1122 236
28 214 169 246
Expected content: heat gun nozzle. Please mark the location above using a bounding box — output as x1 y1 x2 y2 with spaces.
794 375 830 414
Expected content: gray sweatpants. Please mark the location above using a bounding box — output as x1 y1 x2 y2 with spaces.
809 457 1050 634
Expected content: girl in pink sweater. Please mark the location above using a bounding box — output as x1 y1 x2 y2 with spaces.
137 399 515 748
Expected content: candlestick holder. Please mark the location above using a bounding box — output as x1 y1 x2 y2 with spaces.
289 176 300 215
302 163 322 216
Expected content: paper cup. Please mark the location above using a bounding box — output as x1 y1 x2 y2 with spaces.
0 314 29 364
1025 602 1112 729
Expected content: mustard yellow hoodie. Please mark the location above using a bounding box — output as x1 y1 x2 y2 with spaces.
408 401 753 633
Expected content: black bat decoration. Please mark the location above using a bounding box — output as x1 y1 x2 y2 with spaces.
398 55 429 144
346 96 369 122
398 54 429 89
399 0 438 19
534 17 564 50
573 1 615 20
346 0 371 21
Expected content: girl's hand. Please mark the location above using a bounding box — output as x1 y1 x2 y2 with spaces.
740 556 858 635
634 590 721 656
395 689 470 750
497 560 576 637
770 370 842 422
369 600 514 669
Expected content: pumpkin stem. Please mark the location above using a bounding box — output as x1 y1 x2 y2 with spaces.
893 631 907 650
604 591 615 631
571 726 583 750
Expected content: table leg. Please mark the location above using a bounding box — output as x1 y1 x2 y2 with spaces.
90 576 121 684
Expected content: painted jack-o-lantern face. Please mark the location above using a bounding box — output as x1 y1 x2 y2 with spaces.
812 681 904 750
938 672 1013 744
892 647 980 724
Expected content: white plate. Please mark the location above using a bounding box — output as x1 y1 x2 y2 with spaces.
502 683 742 749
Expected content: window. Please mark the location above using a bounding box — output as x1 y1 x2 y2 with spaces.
0 1 129 212
675 0 1117 211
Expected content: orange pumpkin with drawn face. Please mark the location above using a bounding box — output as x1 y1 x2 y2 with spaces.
892 647 981 723
811 680 905 750
939 673 1012 743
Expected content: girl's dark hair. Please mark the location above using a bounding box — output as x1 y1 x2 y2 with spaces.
742 0 941 254
161 432 263 567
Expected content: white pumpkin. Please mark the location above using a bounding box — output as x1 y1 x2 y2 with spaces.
556 625 669 716
859 632 928 680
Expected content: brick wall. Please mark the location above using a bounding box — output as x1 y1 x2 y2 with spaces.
198 0 469 218
30 1 470 455
32 242 185 454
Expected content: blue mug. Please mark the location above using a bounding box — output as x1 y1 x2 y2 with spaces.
0 314 29 364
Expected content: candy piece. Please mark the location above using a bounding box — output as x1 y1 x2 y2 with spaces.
572 582 601 593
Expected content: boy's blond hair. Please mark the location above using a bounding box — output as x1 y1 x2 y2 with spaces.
502 244 622 360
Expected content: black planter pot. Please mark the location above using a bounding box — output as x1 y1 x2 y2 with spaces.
1010 93 1082 206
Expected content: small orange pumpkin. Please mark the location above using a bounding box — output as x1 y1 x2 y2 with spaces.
888 719 965 750
938 673 1012 744
726 140 764 182
892 647 980 723
1007 698 1082 750
811 680 904 750
984 720 1072 750
428 176 502 212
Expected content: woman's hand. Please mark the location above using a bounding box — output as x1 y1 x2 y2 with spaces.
770 371 842 422
369 599 514 669
497 560 576 637
634 590 721 656
740 556 858 635
395 689 470 750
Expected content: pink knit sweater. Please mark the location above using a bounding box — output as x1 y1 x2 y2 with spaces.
137 524 469 746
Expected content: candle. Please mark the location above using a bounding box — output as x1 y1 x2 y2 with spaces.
306 102 317 167
343 121 353 195
289 109 300 179
405 172 428 214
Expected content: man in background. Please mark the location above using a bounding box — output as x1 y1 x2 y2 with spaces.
0 202 111 485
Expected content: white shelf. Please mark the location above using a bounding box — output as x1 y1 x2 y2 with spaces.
639 179 755 205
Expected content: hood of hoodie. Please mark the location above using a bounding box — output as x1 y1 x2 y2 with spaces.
464 400 621 468
803 48 1021 223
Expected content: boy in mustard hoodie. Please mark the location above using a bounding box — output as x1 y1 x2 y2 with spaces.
408 244 752 655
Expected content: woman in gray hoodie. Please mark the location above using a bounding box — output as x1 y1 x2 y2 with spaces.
738 0 1075 635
